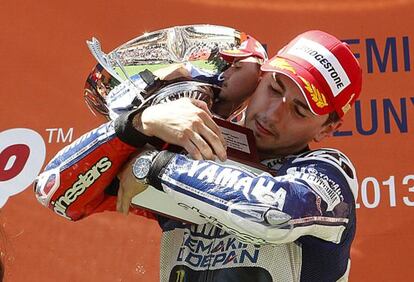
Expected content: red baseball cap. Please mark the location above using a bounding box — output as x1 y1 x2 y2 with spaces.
220 36 268 63
261 30 362 117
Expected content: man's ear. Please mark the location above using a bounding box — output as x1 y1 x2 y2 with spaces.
313 120 343 142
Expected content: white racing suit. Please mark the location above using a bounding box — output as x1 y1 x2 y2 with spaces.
34 111 357 282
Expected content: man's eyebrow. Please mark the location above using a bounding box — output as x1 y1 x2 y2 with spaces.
293 98 312 112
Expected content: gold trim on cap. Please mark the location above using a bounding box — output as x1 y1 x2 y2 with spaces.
298 76 328 108
269 58 296 74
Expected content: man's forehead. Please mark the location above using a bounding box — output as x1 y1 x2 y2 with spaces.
270 72 312 112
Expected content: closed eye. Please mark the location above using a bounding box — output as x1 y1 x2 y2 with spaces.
269 85 283 97
293 98 311 117
231 61 242 68
294 105 306 117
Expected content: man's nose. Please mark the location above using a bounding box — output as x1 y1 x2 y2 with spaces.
267 98 287 124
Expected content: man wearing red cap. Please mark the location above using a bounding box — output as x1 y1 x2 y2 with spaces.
213 36 268 118
157 36 267 119
35 30 362 281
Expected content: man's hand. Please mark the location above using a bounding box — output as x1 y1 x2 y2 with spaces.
116 155 149 215
134 98 227 161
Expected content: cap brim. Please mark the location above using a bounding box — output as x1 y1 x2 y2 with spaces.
261 58 333 116
219 49 253 62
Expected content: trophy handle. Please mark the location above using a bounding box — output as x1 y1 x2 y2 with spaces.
86 37 124 82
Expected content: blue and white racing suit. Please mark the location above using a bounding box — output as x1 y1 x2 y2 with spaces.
34 109 357 281
149 147 357 282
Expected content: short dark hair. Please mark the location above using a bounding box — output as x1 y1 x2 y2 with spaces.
323 111 341 126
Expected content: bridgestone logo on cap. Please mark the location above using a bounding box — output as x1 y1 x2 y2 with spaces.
287 38 350 97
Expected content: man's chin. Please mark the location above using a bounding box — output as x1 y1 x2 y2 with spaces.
218 90 231 100
255 138 278 155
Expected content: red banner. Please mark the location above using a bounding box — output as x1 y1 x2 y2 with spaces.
1 0 413 281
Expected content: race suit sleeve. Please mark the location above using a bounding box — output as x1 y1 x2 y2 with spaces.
34 110 154 221
147 149 358 245
34 65 221 222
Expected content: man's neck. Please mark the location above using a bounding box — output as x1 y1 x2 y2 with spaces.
258 145 310 161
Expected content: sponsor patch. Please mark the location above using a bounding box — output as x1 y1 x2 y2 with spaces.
176 227 260 269
286 167 343 212
51 157 112 220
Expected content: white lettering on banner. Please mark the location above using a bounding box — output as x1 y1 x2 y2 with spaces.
0 128 46 207
287 38 351 97
403 175 414 206
46 128 74 143
356 175 414 209
360 177 381 208
46 128 58 143
58 128 73 143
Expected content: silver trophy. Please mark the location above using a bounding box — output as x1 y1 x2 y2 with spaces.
84 24 245 120
82 25 271 223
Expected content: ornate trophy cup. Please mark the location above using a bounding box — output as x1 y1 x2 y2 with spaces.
83 25 268 223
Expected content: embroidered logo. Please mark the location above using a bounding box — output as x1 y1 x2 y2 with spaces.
298 76 328 108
